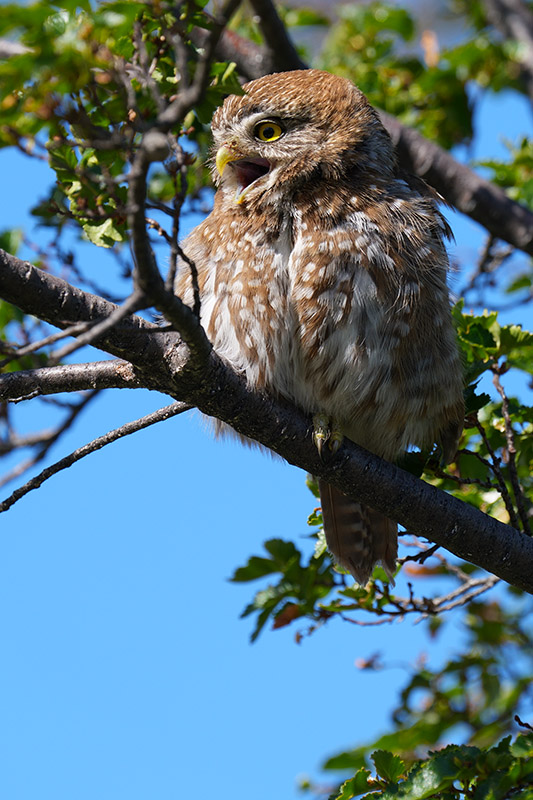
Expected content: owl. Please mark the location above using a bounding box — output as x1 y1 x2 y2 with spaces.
176 69 464 584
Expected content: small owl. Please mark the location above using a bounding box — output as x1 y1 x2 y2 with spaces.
176 69 464 584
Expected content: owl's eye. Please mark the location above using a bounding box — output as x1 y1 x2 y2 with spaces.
254 120 284 142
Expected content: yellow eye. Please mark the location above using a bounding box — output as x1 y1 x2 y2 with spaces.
254 121 284 142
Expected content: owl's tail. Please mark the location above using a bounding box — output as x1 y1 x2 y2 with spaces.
318 479 397 585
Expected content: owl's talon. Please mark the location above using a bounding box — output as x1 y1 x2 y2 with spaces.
313 413 331 459
329 426 344 454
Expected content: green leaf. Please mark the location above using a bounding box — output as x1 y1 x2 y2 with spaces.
230 556 281 582
371 750 406 783
510 733 533 759
334 769 372 800
0 227 23 254
392 749 460 799
82 217 125 248
464 384 491 414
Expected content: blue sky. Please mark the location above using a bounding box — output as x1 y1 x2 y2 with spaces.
0 82 531 800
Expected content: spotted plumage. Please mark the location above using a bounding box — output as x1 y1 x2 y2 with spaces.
176 69 464 584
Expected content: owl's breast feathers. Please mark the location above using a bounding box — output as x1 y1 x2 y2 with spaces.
177 176 463 460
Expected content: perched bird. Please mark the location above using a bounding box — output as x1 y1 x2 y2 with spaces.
176 69 464 584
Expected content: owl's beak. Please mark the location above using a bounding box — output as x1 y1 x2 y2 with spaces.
216 145 270 204
215 145 237 178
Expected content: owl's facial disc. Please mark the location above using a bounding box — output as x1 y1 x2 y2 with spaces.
216 144 270 203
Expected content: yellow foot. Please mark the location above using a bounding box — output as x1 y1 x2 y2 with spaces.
312 414 344 458
329 423 344 454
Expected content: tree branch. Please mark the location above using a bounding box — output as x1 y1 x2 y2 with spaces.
0 360 144 403
0 391 99 489
0 249 186 387
382 111 533 256
1 249 532 593
157 0 243 130
247 0 307 72
482 0 533 106
0 402 191 512
128 144 212 366
47 289 147 365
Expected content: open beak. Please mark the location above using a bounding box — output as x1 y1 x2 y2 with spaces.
216 144 270 204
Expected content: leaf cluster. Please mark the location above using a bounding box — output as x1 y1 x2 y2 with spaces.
321 734 533 800
0 0 241 247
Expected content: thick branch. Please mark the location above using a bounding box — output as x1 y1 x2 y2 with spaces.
0 361 143 402
0 249 188 390
483 0 533 105
201 28 269 80
382 112 533 256
1 250 532 593
196 380 533 595
247 0 307 72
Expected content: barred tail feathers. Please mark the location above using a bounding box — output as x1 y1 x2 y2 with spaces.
318 479 397 585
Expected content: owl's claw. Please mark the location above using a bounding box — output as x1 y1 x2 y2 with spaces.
313 413 330 459
313 414 344 458
329 425 344 454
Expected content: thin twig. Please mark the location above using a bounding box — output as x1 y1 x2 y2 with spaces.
132 18 165 114
492 368 532 534
473 416 521 529
146 217 173 244
0 402 191 512
158 0 243 130
335 572 499 627
0 391 99 490
165 141 190 291
48 290 147 365
0 321 93 368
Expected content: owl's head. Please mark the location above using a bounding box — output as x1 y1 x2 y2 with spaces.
211 69 395 205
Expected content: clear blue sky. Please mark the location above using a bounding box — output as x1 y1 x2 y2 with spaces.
0 84 531 800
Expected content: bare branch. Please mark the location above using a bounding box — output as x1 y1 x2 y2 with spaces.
128 142 211 360
0 391 99 490
0 402 191 512
0 321 93 369
338 573 500 626
0 249 181 375
0 360 144 403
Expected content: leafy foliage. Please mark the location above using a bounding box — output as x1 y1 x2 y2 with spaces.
0 0 240 248
318 2 472 148
313 734 533 799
